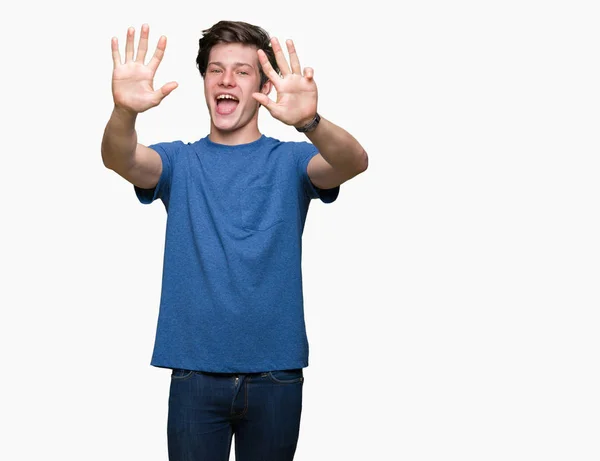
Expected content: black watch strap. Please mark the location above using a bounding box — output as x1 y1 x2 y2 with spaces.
295 113 321 133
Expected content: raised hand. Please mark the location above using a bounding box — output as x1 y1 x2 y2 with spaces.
252 38 318 127
111 24 178 114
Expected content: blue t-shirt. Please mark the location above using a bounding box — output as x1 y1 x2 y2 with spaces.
135 134 339 373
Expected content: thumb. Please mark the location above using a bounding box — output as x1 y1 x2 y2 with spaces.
252 92 273 109
155 81 178 100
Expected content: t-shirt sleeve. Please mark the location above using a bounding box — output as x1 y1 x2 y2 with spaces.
134 142 179 208
295 142 340 204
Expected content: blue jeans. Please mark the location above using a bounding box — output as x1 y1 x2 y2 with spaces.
167 368 304 461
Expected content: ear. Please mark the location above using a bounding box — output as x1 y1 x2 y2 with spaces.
261 80 272 96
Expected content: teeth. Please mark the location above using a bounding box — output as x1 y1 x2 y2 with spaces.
216 94 238 101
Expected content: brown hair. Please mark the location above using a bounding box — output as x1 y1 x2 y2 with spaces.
196 20 279 89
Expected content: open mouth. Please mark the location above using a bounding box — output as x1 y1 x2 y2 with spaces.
215 94 239 115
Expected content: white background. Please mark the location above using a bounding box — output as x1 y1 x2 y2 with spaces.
2 0 599 460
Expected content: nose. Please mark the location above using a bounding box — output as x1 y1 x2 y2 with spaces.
219 69 235 88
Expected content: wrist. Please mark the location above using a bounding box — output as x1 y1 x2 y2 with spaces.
295 112 321 133
113 104 138 121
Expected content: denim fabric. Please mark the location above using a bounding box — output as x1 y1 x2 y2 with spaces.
167 368 304 461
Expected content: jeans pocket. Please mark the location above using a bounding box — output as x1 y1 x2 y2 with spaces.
171 368 194 380
267 368 304 384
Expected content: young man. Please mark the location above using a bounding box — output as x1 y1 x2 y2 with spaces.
101 20 367 461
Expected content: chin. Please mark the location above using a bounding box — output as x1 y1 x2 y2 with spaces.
212 117 241 132
209 106 234 127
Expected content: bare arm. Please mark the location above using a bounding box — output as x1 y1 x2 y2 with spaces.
253 38 367 190
304 117 368 190
101 24 177 189
101 107 163 189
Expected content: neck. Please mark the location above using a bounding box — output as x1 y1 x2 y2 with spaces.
209 122 262 146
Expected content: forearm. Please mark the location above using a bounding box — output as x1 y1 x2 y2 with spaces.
101 106 139 170
302 116 368 173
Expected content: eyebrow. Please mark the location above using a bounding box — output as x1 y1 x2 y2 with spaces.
208 61 255 69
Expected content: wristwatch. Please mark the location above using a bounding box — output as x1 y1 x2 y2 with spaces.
295 113 321 133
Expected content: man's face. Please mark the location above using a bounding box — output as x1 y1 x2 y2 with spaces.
204 42 270 133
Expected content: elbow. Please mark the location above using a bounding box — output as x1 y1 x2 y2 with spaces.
357 149 369 174
344 150 368 180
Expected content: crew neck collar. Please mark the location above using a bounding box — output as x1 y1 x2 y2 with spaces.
204 134 267 150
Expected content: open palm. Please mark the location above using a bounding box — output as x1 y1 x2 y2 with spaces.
111 24 178 114
252 38 318 127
